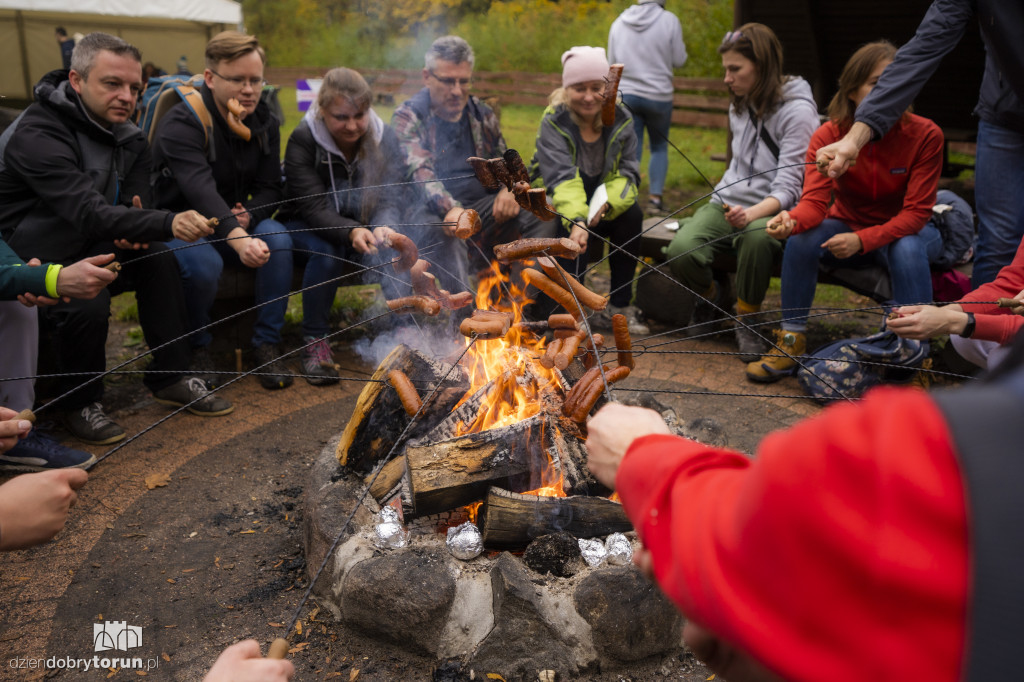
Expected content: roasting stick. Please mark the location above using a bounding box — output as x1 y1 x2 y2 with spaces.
272 337 481 652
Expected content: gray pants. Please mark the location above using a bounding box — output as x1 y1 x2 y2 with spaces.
0 301 37 411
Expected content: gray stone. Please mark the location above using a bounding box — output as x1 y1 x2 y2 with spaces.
340 547 456 655
471 553 578 678
574 565 683 662
523 531 582 577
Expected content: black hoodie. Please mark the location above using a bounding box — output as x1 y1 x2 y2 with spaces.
0 69 174 263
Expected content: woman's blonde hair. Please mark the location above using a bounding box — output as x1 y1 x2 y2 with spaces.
718 22 786 121
547 87 602 133
827 40 898 129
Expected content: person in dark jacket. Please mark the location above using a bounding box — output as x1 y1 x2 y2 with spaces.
283 67 407 384
152 31 294 391
817 0 1024 288
0 32 232 446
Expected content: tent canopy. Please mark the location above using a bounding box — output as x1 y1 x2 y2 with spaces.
0 1 241 25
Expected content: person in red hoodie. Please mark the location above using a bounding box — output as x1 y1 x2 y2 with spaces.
586 333 1024 681
888 238 1024 369
746 41 944 383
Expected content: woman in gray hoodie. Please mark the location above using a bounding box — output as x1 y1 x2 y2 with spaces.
663 23 818 360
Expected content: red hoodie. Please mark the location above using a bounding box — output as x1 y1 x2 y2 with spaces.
616 387 968 682
788 115 944 253
958 238 1024 344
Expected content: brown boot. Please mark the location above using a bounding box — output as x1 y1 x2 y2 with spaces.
745 329 806 383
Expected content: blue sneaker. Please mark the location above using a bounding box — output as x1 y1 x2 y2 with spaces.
0 431 96 472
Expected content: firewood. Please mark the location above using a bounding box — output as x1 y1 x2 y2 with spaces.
478 487 632 549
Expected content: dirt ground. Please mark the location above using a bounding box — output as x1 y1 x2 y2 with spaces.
0 284 967 681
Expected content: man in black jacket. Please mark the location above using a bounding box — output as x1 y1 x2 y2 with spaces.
0 32 233 446
151 31 295 391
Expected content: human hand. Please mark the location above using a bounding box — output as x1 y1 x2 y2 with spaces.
493 188 521 225
683 621 785 682
588 203 610 230
765 211 795 240
232 203 251 231
0 407 32 453
55 253 118 300
15 260 58 307
202 640 294 682
888 304 967 339
820 232 862 259
585 403 671 489
816 122 871 179
236 236 271 268
633 546 655 581
113 239 149 250
724 204 750 229
172 210 215 243
350 227 377 254
569 224 589 251
0 469 88 550
131 195 143 209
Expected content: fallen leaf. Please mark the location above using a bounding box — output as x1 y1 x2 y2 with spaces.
182 568 196 573
189 532 198 538
164 625 177 629
349 670 360 682
161 653 170 662
14 577 29 581
486 675 506 681
707 676 716 681
136 672 147 676
145 473 170 489
166 579 175 584
92 563 102 568
288 642 308 654
268 622 283 628
296 620 302 635
239 530 256 535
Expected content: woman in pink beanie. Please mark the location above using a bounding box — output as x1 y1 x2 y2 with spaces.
529 46 647 334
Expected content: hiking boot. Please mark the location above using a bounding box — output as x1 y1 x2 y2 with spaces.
63 403 126 446
152 377 235 417
607 304 650 336
253 343 294 390
745 329 806 383
735 324 769 363
189 346 220 389
0 431 96 472
690 280 728 334
588 309 613 331
301 336 339 386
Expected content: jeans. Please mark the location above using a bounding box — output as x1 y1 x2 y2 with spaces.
781 218 942 331
622 94 674 198
286 220 347 339
170 217 293 348
972 120 1024 286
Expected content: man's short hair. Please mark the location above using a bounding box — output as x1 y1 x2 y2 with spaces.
205 31 265 70
425 36 474 70
55 26 68 37
70 33 142 80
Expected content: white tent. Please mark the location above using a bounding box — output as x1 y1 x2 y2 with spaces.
0 0 243 102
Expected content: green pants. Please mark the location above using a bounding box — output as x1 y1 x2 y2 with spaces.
662 202 781 305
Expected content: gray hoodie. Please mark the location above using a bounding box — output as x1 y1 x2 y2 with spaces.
607 1 687 102
714 76 819 210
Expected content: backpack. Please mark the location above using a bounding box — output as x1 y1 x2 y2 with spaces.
796 329 928 402
136 74 213 151
930 188 976 269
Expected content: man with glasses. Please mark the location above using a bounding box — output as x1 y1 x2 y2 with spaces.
392 35 532 293
152 31 295 391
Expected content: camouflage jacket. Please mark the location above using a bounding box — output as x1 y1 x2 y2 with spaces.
391 88 506 217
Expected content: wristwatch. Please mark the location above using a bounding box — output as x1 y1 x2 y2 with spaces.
960 312 976 338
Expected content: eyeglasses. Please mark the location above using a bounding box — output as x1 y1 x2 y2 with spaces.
721 30 745 46
209 69 266 89
428 70 472 89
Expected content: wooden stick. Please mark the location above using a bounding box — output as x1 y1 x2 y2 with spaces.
16 409 35 423
103 262 122 272
267 638 289 659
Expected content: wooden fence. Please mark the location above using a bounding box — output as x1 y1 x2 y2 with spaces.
265 67 730 129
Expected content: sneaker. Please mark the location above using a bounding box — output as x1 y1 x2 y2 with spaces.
63 402 126 445
690 281 727 333
301 336 339 386
588 309 613 331
734 323 769 363
189 346 220 389
647 197 664 215
745 329 806 383
607 304 650 336
0 431 96 472
253 343 295 390
153 377 235 417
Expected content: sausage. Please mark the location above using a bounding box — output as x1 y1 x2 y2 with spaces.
494 238 581 263
527 188 557 221
563 365 602 417
385 232 418 272
601 64 624 128
555 330 587 370
582 333 604 369
225 98 252 141
386 295 441 316
611 313 635 369
459 316 509 340
521 268 583 318
512 181 533 211
571 365 630 422
447 291 474 309
547 313 578 330
489 158 512 190
553 328 577 339
467 157 500 190
454 208 482 240
540 338 562 369
537 257 608 311
388 369 422 417
503 149 530 184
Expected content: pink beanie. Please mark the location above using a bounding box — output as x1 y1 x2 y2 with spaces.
561 46 609 89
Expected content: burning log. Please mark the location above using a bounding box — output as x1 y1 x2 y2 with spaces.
336 344 468 473
478 487 631 549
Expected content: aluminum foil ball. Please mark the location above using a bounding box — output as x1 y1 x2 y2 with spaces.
374 506 409 549
604 532 633 566
578 537 607 567
446 521 484 560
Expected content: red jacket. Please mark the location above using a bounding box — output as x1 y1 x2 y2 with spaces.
788 115 943 253
616 387 968 682
958 238 1024 344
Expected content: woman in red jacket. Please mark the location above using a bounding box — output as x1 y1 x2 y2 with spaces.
746 41 944 383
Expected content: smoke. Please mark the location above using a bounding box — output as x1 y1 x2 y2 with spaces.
351 315 464 367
